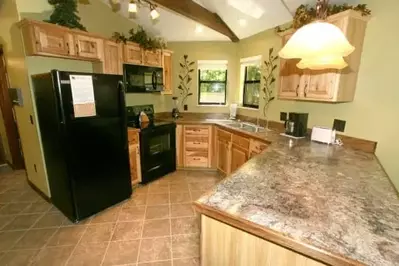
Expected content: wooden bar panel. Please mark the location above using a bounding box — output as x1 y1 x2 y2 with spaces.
201 215 327 266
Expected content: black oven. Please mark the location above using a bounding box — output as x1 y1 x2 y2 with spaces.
140 123 176 183
123 64 164 93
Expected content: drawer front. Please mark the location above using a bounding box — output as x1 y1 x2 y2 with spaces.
185 136 209 150
249 139 268 154
232 134 249 150
128 131 139 144
185 126 209 136
217 129 232 142
185 151 208 168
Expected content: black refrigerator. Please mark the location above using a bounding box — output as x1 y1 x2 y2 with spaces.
32 70 132 222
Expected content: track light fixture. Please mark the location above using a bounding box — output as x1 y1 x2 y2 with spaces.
127 0 160 20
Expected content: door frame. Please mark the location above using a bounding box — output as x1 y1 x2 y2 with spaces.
0 46 25 169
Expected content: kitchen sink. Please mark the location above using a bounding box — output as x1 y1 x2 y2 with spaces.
220 121 265 133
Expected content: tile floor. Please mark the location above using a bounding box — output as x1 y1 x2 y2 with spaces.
0 169 222 265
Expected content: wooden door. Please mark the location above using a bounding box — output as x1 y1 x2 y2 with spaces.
305 70 337 100
278 33 304 99
0 47 24 168
217 138 231 175
124 43 143 65
33 25 73 56
162 51 172 95
129 143 142 185
74 35 102 60
143 50 162 67
103 41 123 75
230 144 248 173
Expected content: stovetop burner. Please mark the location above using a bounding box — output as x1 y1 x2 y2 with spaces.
126 105 175 130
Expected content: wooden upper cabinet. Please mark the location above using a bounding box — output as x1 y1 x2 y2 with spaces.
277 10 370 102
279 33 304 99
20 21 74 57
124 43 143 65
143 50 162 67
162 50 173 95
74 34 103 60
102 40 123 75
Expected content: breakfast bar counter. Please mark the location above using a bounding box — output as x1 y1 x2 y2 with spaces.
193 135 399 266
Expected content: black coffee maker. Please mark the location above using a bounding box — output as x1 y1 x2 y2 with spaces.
285 113 309 138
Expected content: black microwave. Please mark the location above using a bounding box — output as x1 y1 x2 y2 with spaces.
123 64 164 93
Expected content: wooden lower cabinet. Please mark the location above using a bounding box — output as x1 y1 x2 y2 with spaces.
230 144 248 173
201 215 326 266
183 125 212 168
128 130 141 184
216 138 231 175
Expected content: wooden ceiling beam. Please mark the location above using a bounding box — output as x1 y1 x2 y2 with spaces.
150 0 239 42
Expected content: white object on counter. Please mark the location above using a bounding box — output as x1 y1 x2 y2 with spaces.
311 126 336 144
229 104 238 119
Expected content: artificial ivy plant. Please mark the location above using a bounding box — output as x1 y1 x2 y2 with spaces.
276 3 371 32
177 55 195 110
262 48 278 118
112 27 167 51
46 0 86 31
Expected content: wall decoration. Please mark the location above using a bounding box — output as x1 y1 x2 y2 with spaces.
275 3 371 33
112 26 167 51
177 55 195 111
46 0 87 31
262 48 278 121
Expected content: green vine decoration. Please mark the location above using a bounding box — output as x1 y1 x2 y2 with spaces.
262 48 278 118
177 55 195 108
112 26 167 51
275 3 371 32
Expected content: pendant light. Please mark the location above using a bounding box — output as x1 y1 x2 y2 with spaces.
279 0 354 70
150 5 160 20
129 0 137 13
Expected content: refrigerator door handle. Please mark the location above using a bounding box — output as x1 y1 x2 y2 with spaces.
118 81 128 150
54 71 66 125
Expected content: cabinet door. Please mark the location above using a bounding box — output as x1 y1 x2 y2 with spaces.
103 41 123 75
278 33 304 99
217 138 231 174
33 25 72 56
74 35 102 60
162 51 173 95
144 50 162 67
129 143 142 185
124 43 143 65
230 144 248 173
305 70 337 100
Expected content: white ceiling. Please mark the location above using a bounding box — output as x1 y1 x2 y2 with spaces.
100 0 359 42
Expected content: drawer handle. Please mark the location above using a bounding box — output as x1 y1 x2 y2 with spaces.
193 158 200 161
193 142 201 144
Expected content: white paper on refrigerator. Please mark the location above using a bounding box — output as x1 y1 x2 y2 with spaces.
69 75 96 117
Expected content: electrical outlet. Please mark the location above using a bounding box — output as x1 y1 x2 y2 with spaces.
280 112 287 121
333 119 346 132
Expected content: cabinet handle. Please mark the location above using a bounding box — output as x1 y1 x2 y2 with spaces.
304 83 308 97
295 84 299 97
66 43 70 54
76 44 79 55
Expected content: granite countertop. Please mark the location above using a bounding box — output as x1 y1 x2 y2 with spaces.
195 136 399 266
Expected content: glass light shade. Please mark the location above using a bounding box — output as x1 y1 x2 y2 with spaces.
150 9 160 20
279 21 355 59
128 1 137 13
297 55 348 70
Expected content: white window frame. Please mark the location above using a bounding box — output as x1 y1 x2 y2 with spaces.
239 55 262 109
197 60 228 106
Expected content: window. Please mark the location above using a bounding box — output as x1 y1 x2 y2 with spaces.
240 56 262 109
197 60 228 105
